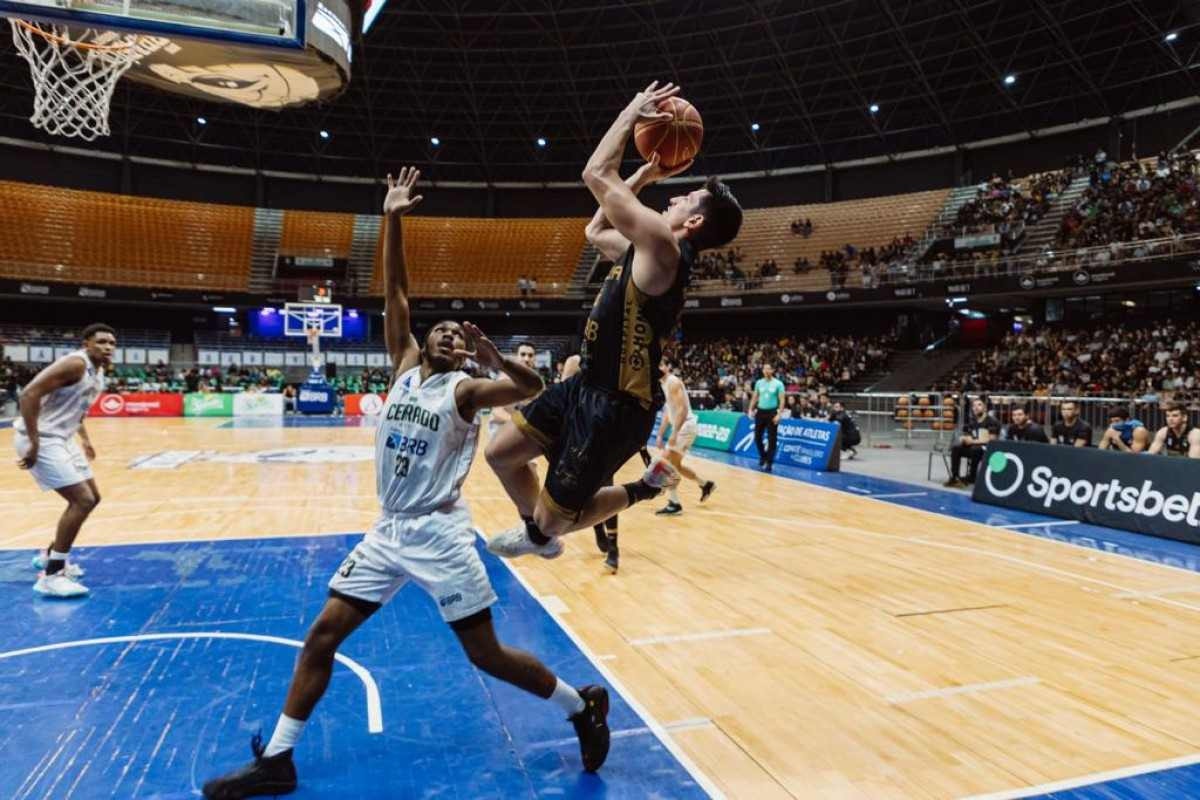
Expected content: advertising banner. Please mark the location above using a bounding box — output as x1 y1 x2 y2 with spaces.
344 393 386 416
973 441 1200 544
198 350 220 366
3 344 28 362
183 392 234 417
233 392 284 417
89 393 184 417
694 410 743 452
29 346 52 363
125 347 147 364
298 382 336 414
732 416 842 471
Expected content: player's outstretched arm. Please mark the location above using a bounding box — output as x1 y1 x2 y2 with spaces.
582 83 682 276
455 322 544 420
15 357 85 468
1148 427 1167 455
1189 429 1200 459
382 167 424 377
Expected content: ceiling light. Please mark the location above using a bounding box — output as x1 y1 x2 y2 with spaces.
536 136 547 147
750 122 760 132
430 136 440 146
1165 32 1179 43
868 104 879 114
1003 74 1017 86
319 130 330 140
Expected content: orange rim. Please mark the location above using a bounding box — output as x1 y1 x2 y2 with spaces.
11 18 141 51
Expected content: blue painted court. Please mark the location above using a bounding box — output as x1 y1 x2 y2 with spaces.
0 536 708 800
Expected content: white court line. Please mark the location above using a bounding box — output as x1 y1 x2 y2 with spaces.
629 627 772 647
540 595 569 614
867 491 929 499
847 485 872 494
487 542 727 800
960 751 1200 799
528 717 715 750
998 520 1080 529
886 676 1039 705
0 528 358 552
0 631 382 733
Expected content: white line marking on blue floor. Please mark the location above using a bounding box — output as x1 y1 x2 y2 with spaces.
0 632 383 733
847 486 872 494
867 491 929 499
998 520 1079 529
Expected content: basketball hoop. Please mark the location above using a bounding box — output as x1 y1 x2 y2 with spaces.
8 19 167 141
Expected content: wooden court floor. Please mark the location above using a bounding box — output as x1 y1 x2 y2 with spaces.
5 417 1200 799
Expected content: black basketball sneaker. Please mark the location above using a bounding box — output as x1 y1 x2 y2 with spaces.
569 685 611 772
202 733 298 799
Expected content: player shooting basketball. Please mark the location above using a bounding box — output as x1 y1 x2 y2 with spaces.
202 168 611 799
485 82 743 559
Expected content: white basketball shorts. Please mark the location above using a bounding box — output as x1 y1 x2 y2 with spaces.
13 433 93 491
328 501 497 623
668 417 699 453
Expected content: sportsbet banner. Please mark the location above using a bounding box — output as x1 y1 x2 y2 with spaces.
183 393 233 417
89 393 183 417
973 441 1200 544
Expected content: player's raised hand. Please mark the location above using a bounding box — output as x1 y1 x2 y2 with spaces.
635 151 694 184
454 322 503 370
383 167 424 216
627 81 680 122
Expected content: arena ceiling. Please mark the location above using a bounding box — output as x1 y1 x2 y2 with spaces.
0 0 1195 185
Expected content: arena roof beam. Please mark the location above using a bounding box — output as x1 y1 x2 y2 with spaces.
873 0 958 146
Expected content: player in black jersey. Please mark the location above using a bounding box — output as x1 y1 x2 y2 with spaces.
1051 400 1093 447
486 81 743 559
1149 402 1200 458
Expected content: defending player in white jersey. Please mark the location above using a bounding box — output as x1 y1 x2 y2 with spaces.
652 357 715 516
202 169 611 800
14 323 115 598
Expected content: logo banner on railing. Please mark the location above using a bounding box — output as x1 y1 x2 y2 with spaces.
183 393 233 417
89 393 183 417
973 441 1200 544
732 416 842 471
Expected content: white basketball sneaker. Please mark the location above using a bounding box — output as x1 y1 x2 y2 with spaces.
486 525 564 560
34 572 90 598
32 554 85 578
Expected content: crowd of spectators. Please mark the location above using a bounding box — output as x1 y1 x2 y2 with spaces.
954 319 1200 402
951 170 1069 235
668 333 896 411
1058 149 1200 250
693 246 747 283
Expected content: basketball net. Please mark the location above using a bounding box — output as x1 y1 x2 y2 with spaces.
8 19 167 141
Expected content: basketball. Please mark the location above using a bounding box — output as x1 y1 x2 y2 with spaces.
634 97 703 169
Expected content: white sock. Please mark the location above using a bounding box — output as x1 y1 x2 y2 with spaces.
549 678 585 717
668 487 681 505
264 714 305 757
48 549 70 562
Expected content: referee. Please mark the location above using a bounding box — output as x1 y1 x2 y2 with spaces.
748 363 786 471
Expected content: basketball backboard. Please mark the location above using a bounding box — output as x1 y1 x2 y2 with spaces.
284 302 342 338
0 0 351 117
0 0 302 47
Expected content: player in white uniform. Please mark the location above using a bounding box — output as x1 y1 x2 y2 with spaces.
652 357 715 516
203 168 611 800
487 341 537 439
13 323 115 598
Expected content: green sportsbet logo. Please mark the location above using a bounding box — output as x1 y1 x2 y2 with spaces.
984 450 1024 498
